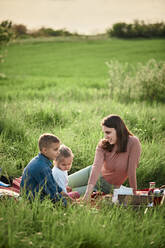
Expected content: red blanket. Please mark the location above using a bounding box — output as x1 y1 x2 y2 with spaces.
0 177 21 194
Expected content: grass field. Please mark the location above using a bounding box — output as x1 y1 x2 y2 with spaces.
0 37 165 248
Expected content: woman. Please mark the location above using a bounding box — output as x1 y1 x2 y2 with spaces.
68 114 141 200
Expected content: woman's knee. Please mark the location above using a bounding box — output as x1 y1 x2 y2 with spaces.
68 165 92 188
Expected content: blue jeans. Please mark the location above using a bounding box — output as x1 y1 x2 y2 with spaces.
68 165 113 196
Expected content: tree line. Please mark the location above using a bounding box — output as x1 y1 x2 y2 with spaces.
1 20 165 41
107 20 165 38
1 22 79 39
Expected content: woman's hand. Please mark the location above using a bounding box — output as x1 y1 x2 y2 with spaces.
82 184 94 202
133 189 137 195
82 193 90 202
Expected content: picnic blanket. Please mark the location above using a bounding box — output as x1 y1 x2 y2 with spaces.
0 176 164 206
0 177 21 198
0 177 80 199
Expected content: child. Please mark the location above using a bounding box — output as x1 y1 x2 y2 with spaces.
52 145 80 199
20 133 67 204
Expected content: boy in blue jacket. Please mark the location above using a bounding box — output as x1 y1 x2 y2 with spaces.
21 133 67 205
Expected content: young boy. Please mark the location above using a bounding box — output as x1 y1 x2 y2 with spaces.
20 133 66 204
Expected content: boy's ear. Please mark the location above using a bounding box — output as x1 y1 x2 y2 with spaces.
42 147 47 154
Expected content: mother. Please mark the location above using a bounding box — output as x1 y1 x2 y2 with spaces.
68 114 141 200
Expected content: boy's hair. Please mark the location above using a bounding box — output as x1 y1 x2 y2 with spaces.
38 133 60 151
55 144 74 162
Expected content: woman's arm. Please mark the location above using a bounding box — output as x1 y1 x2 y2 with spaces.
83 144 105 201
127 136 141 194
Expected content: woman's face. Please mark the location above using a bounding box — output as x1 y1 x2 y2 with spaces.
102 126 117 145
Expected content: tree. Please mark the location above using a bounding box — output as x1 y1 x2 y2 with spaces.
12 24 27 37
0 20 13 78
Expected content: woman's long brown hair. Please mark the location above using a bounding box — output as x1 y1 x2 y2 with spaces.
101 115 133 153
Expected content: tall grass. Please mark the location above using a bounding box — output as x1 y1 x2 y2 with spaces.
107 59 165 102
0 38 165 247
0 198 165 248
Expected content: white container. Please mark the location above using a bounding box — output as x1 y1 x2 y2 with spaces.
112 185 133 203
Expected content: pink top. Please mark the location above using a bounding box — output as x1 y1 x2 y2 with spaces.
88 135 141 191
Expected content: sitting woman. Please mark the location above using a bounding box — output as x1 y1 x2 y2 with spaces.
68 114 141 200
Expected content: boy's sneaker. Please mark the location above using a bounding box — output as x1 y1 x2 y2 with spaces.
0 181 10 187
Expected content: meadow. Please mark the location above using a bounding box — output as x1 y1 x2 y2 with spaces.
0 37 165 248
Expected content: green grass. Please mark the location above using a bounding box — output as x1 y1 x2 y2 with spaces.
0 198 165 248
0 37 165 247
1 38 165 78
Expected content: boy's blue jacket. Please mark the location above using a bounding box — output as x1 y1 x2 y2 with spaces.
20 153 63 202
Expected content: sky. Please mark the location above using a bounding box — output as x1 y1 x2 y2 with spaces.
0 0 165 34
